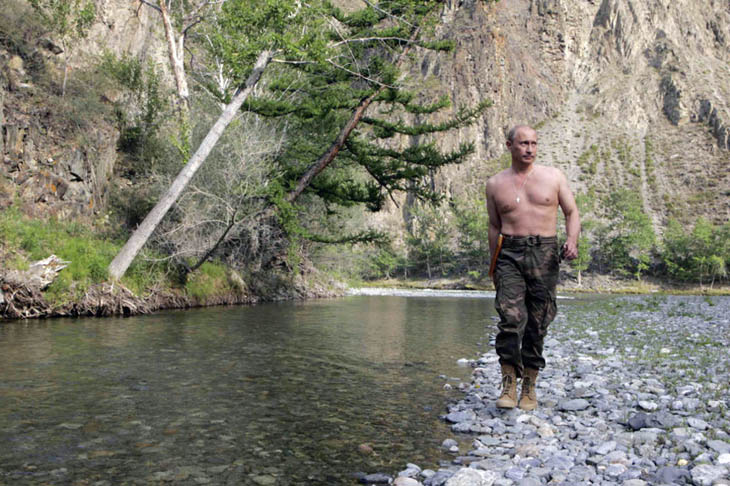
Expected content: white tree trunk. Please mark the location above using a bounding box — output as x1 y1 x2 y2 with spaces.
108 50 273 280
158 0 190 105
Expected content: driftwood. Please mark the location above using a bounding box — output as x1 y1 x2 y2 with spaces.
0 255 152 318
72 283 149 317
0 254 70 318
0 276 52 319
27 254 70 289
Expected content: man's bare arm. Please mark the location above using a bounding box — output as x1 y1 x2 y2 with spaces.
557 171 580 260
485 180 502 265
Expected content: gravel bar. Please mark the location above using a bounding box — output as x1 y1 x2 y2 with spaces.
367 294 730 486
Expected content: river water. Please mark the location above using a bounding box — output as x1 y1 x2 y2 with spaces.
0 293 499 485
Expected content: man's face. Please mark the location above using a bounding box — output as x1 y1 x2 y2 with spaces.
507 128 538 165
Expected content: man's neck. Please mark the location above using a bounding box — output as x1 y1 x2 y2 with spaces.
512 162 535 174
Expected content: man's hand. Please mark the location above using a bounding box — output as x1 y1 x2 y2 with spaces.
562 240 578 261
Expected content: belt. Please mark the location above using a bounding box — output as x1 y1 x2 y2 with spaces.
501 234 557 247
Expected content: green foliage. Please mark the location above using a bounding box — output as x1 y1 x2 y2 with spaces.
267 179 389 274
576 144 599 178
29 0 95 95
450 196 489 275
570 234 592 275
644 137 656 185
661 218 729 286
312 192 493 282
0 0 48 72
236 0 490 215
595 189 655 278
1 1 111 132
28 0 95 41
575 189 597 215
185 262 233 300
406 204 453 279
100 52 168 169
371 247 401 279
208 0 331 86
204 0 491 272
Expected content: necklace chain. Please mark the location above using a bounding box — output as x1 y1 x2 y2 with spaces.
512 168 534 203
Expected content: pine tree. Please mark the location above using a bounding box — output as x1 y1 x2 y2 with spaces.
243 0 490 221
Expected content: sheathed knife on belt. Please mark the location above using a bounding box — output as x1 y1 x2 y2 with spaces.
488 234 504 279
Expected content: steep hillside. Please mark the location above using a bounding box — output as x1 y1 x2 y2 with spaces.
1 0 728 270
393 0 730 233
0 0 167 222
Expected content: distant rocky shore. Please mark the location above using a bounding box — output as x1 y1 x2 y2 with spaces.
360 294 730 486
360 274 730 296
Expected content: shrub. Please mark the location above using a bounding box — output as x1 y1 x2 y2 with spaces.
661 218 729 286
185 262 232 300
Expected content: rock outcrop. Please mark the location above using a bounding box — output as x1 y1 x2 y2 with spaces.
2 0 728 230
389 0 730 232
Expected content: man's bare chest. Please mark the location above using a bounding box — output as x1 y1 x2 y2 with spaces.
496 184 558 215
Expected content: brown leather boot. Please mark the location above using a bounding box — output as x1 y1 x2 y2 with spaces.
496 364 518 408
518 367 539 411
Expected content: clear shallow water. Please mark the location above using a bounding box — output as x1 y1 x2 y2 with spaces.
0 295 496 485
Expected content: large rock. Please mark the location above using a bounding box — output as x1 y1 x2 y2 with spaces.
444 468 497 486
690 464 728 486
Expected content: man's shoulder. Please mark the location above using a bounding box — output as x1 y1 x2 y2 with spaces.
485 168 510 194
487 168 511 183
536 164 566 180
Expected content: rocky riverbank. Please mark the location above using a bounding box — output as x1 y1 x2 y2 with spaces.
362 274 730 297
0 266 346 319
367 294 730 486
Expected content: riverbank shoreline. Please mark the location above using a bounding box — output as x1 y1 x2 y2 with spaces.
0 268 347 320
371 294 730 486
358 273 730 296
3 268 728 320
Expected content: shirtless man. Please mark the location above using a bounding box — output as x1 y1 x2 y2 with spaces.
485 125 580 410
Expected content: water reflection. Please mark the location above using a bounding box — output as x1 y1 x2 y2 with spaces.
0 296 495 485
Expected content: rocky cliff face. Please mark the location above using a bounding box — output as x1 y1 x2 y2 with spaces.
0 0 166 220
2 0 728 230
415 0 729 231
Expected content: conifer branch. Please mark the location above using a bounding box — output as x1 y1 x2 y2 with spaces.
326 58 397 88
332 36 414 46
361 0 416 29
283 27 421 204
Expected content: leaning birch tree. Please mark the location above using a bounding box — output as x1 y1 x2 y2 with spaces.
108 0 328 279
109 0 491 280
168 0 490 274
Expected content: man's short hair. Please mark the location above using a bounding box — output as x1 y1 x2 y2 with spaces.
507 125 534 143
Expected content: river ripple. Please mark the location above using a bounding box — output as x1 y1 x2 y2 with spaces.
0 295 493 485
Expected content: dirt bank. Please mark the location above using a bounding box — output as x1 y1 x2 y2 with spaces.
0 270 347 320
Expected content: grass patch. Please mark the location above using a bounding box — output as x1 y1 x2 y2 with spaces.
0 209 250 308
0 208 115 282
0 208 167 304
185 262 234 301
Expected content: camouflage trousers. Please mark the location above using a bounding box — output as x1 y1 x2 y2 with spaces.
494 235 559 377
